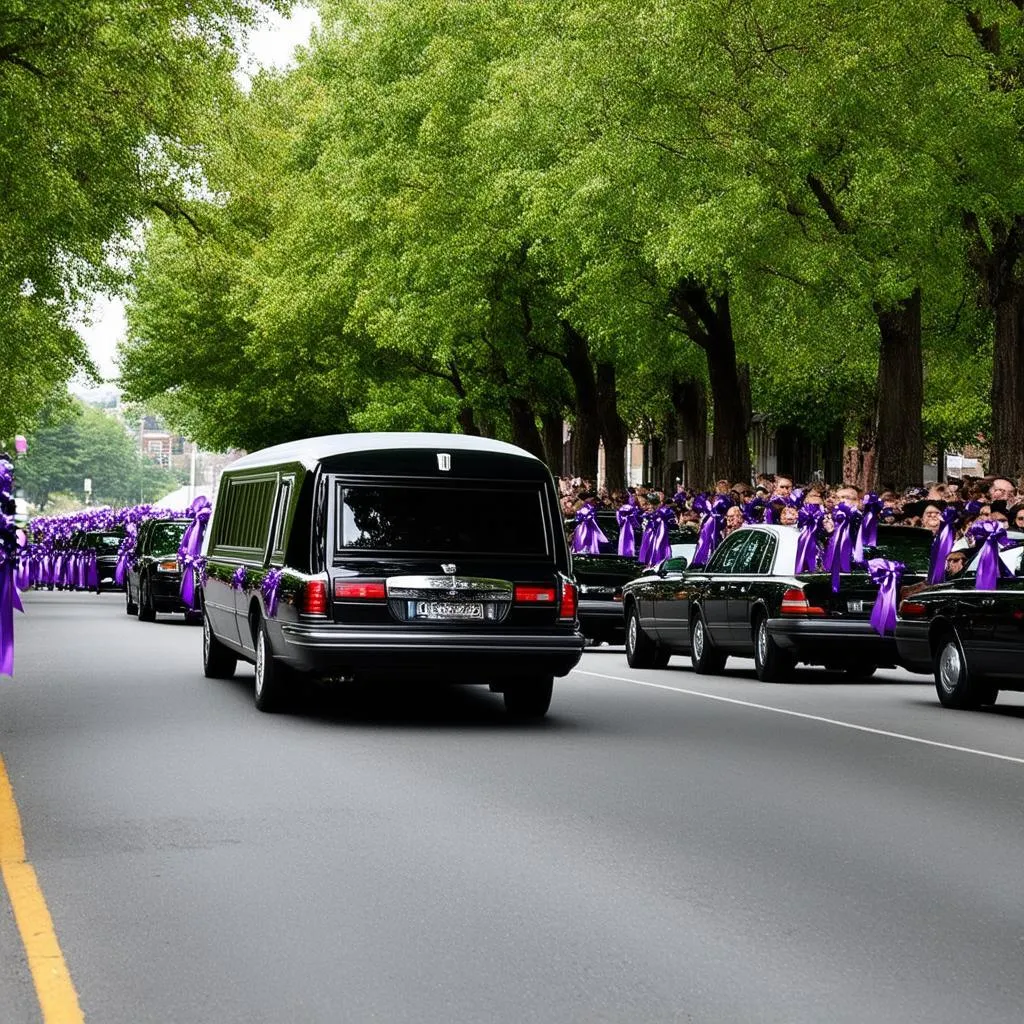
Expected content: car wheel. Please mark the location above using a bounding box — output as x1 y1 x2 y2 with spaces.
690 611 727 675
752 615 794 683
254 619 291 712
203 609 237 680
625 605 670 669
125 582 138 617
137 576 156 622
934 633 997 709
503 675 554 720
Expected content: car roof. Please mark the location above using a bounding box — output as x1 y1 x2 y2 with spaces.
226 432 542 473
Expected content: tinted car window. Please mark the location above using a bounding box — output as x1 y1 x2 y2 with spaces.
706 531 752 574
86 533 123 555
736 530 775 573
336 483 549 556
864 527 932 573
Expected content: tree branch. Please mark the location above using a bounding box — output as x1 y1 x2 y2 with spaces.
805 173 852 234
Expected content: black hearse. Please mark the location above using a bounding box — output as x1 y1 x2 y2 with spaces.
200 433 585 716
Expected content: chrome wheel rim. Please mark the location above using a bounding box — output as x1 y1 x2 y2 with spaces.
938 641 961 694
627 614 637 654
757 620 768 666
203 616 210 662
693 618 705 659
255 631 265 697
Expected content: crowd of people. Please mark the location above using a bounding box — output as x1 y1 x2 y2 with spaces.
559 473 1024 540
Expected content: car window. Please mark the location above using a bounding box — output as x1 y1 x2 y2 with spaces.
735 530 775 574
866 527 933 573
962 541 1024 579
147 522 188 556
706 531 753 574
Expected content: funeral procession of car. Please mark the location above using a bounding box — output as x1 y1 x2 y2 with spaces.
196 433 585 717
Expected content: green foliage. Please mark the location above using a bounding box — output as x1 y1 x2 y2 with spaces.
16 399 179 509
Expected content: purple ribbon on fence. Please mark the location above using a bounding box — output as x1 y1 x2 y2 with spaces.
0 514 24 678
262 569 283 617
822 503 855 592
615 501 641 559
639 506 675 567
795 505 824 574
927 507 960 585
866 558 905 636
178 496 212 608
571 503 608 555
968 521 1015 590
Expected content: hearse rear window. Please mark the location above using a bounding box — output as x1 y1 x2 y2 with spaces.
335 484 550 556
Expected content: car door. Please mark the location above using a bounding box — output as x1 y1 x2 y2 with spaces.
129 522 149 602
726 530 776 652
646 557 692 648
697 532 753 649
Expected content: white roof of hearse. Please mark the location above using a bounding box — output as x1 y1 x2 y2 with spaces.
225 432 543 473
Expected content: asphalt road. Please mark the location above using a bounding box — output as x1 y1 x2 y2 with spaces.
3 590 1024 1023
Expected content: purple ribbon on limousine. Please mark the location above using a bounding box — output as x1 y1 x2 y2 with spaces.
795 505 824 574
616 501 641 559
230 565 248 592
572 503 608 555
178 496 212 608
927 507 960 585
640 506 675 567
691 496 728 567
823 503 855 593
262 569 283 618
968 521 1015 591
866 558 905 636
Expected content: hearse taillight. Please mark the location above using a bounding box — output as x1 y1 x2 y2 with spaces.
514 585 557 604
301 580 328 615
335 581 387 600
898 600 926 618
780 587 825 616
559 580 578 621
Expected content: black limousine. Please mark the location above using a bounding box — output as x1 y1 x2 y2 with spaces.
199 433 585 717
896 533 1023 709
125 518 197 623
621 523 933 680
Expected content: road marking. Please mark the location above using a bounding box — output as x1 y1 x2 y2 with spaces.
0 756 84 1023
574 669 1024 767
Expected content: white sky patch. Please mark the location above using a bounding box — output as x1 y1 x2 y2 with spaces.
72 4 320 394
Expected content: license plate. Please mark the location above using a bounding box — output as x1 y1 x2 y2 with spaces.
847 599 864 613
415 601 484 620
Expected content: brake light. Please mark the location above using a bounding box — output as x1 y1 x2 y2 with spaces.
334 581 386 600
899 600 926 618
559 580 577 621
301 580 328 615
514 585 557 603
780 587 825 616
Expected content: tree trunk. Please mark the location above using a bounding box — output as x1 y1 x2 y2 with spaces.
456 406 480 437
561 322 600 483
659 413 677 494
540 411 564 478
668 282 751 485
873 288 923 491
987 273 1024 480
507 397 546 462
671 376 708 491
596 361 628 494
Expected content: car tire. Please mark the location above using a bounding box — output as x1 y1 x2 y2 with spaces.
125 582 138 617
203 609 237 680
752 615 794 683
934 632 997 709
254 619 291 712
690 611 727 675
503 675 554 719
137 576 156 622
625 605 670 669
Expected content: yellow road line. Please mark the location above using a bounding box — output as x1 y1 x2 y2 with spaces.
0 756 84 1023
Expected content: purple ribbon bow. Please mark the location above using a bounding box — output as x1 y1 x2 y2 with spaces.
639 506 675 567
859 494 883 549
795 505 824 574
691 496 728 567
968 521 1015 590
0 505 25 677
115 525 138 587
823 503 856 592
178 496 212 608
927 507 960 585
230 565 248 591
262 569 284 618
616 502 642 559
866 558 905 636
571 503 608 555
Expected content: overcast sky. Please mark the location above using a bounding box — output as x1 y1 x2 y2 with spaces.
73 4 320 388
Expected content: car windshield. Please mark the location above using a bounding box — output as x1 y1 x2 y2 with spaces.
148 522 188 555
86 533 123 555
862 527 933 573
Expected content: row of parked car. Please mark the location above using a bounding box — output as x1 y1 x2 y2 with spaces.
571 510 1024 712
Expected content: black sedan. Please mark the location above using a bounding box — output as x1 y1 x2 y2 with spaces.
622 524 933 680
125 518 199 623
895 534 1023 709
76 529 125 591
568 513 696 645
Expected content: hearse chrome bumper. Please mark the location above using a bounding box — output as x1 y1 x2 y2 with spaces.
277 621 585 677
